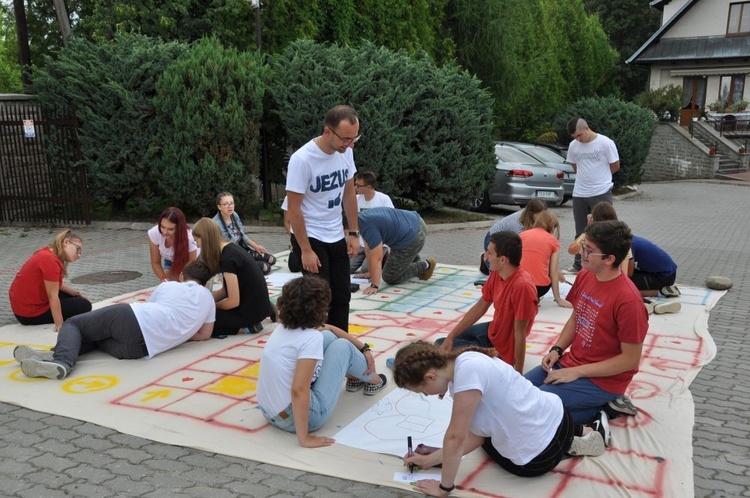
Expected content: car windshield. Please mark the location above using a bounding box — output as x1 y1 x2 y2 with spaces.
495 146 543 164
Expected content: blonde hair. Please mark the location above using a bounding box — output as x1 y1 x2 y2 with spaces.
191 218 224 276
534 210 560 239
48 229 81 277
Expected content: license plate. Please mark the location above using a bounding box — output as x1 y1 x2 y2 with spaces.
536 191 557 199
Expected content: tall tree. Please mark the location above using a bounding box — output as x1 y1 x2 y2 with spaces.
583 0 661 99
447 0 616 139
0 2 23 92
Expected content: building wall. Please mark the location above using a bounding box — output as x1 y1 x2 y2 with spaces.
641 123 718 181
663 0 732 38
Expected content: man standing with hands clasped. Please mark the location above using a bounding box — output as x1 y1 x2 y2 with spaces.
285 105 361 332
565 117 620 274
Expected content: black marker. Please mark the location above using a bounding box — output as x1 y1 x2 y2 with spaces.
407 436 415 473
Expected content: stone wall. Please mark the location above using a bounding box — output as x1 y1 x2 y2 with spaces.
641 122 719 181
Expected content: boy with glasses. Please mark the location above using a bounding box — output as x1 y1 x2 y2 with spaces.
524 220 648 435
350 171 394 273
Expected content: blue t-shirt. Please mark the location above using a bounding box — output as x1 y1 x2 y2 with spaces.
631 236 677 274
358 208 420 250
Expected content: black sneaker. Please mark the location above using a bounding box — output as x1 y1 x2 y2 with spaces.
479 254 489 276
605 395 638 419
590 410 611 447
363 373 388 396
346 378 364 392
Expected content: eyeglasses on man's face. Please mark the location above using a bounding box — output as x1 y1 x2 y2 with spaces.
580 245 607 258
354 183 369 189
220 201 234 207
70 241 82 256
328 127 361 144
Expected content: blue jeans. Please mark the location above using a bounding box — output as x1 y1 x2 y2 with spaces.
434 322 493 349
264 330 375 433
524 363 617 424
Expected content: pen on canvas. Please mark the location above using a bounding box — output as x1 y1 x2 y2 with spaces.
407 436 415 473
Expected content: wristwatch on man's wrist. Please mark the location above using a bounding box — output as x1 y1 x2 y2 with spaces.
549 345 564 357
348 231 360 237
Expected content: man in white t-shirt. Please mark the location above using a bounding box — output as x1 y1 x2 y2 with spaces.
285 105 362 332
15 261 216 380
350 170 394 273
565 117 620 274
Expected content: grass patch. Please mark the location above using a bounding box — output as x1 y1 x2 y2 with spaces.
418 207 492 224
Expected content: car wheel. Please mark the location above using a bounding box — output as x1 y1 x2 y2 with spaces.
470 191 491 212
561 195 571 205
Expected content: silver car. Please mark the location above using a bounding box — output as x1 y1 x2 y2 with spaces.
500 142 576 204
471 144 564 211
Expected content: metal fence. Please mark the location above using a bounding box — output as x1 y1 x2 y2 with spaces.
0 97 89 225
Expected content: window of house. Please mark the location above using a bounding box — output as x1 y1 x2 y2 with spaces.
719 75 745 104
727 2 750 35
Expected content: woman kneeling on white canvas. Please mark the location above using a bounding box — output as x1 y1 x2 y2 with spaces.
396 342 607 496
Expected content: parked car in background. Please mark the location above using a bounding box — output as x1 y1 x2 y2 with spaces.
534 142 568 159
471 144 565 212
500 142 575 204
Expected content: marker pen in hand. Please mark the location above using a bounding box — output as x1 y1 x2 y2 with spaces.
407 436 415 473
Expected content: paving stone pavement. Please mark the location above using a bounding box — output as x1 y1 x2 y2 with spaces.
1 180 748 497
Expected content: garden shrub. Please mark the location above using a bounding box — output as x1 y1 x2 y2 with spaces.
556 96 657 186
634 84 682 122
152 37 268 215
31 33 187 210
269 40 496 209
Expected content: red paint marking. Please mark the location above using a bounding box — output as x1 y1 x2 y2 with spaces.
181 377 193 382
434 311 442 314
406 332 415 336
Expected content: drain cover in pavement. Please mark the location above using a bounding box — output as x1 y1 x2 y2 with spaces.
71 271 142 284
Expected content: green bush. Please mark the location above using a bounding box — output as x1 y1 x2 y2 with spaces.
634 84 682 122
30 33 187 209
556 96 657 186
269 40 496 209
152 37 268 215
536 131 559 144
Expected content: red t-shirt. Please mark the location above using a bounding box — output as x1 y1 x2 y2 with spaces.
482 267 539 366
561 269 649 394
9 247 64 317
519 228 561 286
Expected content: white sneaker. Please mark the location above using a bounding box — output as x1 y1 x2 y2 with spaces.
20 359 69 380
568 431 605 457
654 302 681 314
13 345 54 363
562 266 580 275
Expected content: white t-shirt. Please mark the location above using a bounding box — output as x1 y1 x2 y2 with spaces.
450 352 563 466
567 134 619 197
286 139 357 243
357 191 394 211
147 225 200 261
256 325 324 416
130 281 216 358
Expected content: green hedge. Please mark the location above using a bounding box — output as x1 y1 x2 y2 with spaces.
270 40 496 209
152 37 268 215
31 33 187 209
